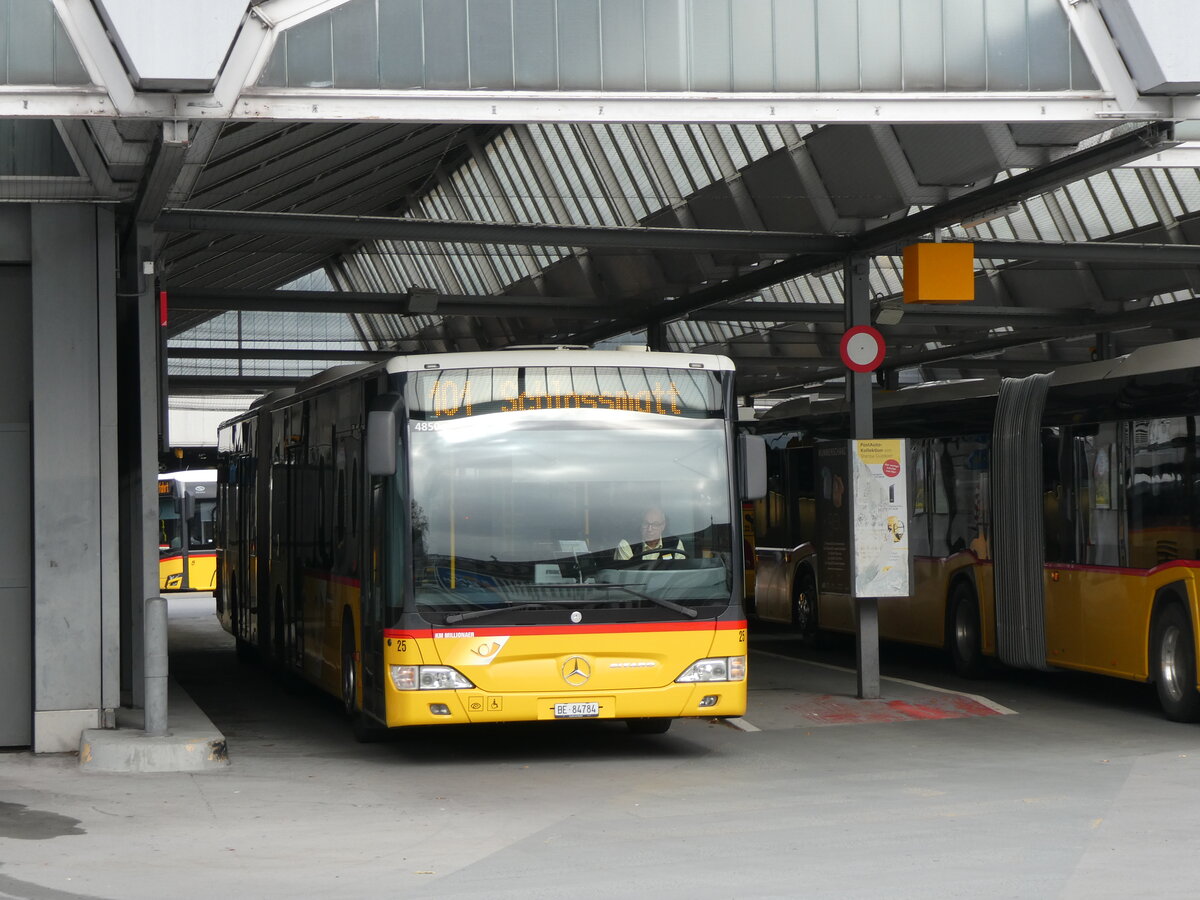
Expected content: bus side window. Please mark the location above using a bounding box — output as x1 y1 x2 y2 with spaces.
1076 424 1121 567
191 499 217 549
931 440 960 555
908 441 930 557
1043 427 1068 563
1129 417 1195 567
792 447 816 543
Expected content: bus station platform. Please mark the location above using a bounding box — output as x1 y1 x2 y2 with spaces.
77 680 229 774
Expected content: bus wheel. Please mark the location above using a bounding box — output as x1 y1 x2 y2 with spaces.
626 718 672 735
341 613 383 742
792 569 818 638
231 585 254 663
947 582 986 679
340 616 357 719
1152 603 1200 723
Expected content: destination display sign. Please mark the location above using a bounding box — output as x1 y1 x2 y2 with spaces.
408 366 722 420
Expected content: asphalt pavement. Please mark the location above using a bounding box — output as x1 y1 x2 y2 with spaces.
3 596 1200 899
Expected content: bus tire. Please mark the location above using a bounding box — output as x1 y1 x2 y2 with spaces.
340 612 358 719
792 568 818 639
230 583 254 663
1152 602 1200 723
947 582 986 679
626 718 672 735
341 612 383 742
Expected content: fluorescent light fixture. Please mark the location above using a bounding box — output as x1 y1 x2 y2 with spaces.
875 299 905 326
960 205 1020 229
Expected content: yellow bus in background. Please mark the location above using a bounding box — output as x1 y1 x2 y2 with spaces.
217 349 765 740
750 338 1200 722
159 469 218 592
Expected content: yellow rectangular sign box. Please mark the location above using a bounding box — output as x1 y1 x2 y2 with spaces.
902 242 975 303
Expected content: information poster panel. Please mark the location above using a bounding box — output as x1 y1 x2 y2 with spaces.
814 441 851 594
851 439 911 598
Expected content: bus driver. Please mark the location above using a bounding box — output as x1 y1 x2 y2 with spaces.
615 507 686 561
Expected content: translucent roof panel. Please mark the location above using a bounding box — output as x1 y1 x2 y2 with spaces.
1 2 90 85
330 122 802 345
259 0 1099 93
169 271 368 379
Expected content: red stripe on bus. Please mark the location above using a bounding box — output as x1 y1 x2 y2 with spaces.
385 620 746 640
914 555 1199 578
298 570 362 588
1038 558 1200 578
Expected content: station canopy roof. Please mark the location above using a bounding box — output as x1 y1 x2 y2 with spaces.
7 0 1200 403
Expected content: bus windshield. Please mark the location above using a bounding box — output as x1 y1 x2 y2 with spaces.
159 494 182 552
407 409 734 625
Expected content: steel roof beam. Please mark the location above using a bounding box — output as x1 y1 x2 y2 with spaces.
167 288 618 318
168 375 305 395
169 348 392 361
971 239 1200 265
155 209 850 256
800 295 1200 384
694 303 1089 327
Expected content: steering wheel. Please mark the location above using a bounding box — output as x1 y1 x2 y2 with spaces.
637 548 686 561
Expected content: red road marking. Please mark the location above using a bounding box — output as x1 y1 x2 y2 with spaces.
785 693 1002 726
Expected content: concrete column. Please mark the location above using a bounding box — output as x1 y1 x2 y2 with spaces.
0 207 32 747
30 205 120 752
115 223 162 713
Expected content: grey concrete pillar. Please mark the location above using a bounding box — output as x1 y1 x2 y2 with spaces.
30 205 120 752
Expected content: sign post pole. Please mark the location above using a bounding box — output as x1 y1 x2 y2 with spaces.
843 256 880 700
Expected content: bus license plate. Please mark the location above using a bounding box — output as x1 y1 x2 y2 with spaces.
554 702 599 719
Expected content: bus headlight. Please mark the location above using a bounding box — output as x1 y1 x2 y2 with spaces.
389 665 475 691
675 656 746 683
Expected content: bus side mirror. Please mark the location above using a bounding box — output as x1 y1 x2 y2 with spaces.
366 393 403 476
739 434 767 501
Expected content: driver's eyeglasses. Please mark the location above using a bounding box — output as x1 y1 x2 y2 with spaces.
642 520 665 529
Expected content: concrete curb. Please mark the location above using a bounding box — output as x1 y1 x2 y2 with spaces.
78 679 229 773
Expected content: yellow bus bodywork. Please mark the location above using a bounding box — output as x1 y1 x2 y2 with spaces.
160 552 217 592
816 553 1200 692
1043 562 1200 683
299 573 748 728
380 623 748 726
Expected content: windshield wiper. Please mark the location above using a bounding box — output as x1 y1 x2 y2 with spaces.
444 602 556 624
585 583 699 618
442 593 618 623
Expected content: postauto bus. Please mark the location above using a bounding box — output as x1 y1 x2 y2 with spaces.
159 469 218 591
217 348 766 739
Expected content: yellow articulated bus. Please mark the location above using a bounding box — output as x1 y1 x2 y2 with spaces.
158 469 218 592
216 348 765 740
749 337 1200 722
